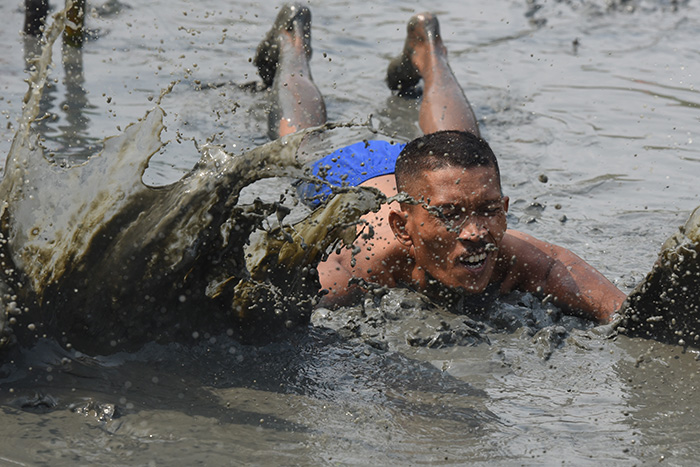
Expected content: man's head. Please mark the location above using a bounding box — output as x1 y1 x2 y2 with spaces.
394 130 501 196
389 130 509 294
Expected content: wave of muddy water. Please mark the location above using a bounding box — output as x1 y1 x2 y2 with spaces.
1 0 700 464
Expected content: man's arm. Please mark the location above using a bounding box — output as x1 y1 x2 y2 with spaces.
500 230 625 323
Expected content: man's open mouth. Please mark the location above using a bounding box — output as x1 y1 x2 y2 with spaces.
458 243 497 271
459 251 487 270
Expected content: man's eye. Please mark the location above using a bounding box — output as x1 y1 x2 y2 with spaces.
443 207 464 221
481 205 503 217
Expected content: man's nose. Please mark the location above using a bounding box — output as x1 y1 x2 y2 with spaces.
458 220 487 241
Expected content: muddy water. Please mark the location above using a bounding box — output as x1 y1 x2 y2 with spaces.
1 0 700 464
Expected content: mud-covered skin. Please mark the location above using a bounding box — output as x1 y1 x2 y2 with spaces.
617 206 700 347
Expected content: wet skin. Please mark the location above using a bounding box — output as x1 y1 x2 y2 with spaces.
390 166 508 294
261 8 624 321
318 165 625 322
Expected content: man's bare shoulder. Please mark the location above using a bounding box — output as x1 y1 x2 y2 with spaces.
499 229 577 267
496 229 624 321
317 198 412 306
496 229 562 290
339 200 411 284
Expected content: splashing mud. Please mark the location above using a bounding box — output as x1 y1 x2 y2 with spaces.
2 0 700 464
2 4 700 359
618 205 700 346
0 9 387 354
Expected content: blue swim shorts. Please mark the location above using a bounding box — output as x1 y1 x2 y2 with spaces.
296 139 406 207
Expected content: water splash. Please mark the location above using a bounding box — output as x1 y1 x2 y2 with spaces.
0 8 386 354
4 4 700 358
617 205 700 347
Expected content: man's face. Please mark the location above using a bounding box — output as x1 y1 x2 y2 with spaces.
398 165 508 294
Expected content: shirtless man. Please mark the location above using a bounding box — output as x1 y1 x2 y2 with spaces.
255 4 625 322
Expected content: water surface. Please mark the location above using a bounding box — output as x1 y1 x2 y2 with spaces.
1 0 700 464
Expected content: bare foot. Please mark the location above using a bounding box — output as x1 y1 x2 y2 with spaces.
386 12 447 93
254 3 312 88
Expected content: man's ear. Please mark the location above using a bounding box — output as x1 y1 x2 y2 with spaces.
389 209 413 246
503 196 510 213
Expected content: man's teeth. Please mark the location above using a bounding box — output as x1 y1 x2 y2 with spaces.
464 253 487 264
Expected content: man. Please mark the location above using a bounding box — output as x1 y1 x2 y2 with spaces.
255 4 625 322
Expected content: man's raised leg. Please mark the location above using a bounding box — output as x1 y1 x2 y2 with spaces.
387 13 479 136
255 4 327 139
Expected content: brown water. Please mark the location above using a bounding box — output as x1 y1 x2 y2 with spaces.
1 0 700 464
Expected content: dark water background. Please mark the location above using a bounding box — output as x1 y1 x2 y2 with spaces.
1 0 700 464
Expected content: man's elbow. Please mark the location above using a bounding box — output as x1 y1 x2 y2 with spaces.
594 287 626 323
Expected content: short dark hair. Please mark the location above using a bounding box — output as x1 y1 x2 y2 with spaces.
394 130 500 194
